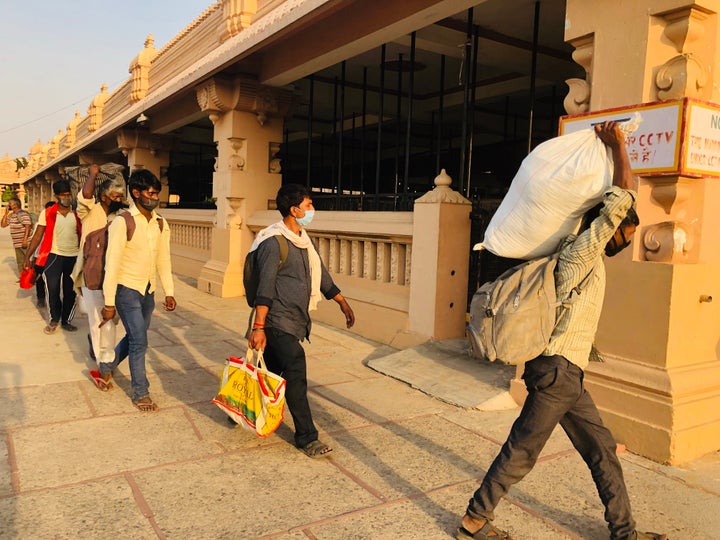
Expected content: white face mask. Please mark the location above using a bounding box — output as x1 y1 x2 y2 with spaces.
295 209 315 227
58 197 73 208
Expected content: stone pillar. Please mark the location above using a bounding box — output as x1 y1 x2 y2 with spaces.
194 76 292 297
565 0 720 464
408 169 471 339
117 130 171 202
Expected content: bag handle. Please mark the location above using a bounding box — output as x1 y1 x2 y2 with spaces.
245 348 265 368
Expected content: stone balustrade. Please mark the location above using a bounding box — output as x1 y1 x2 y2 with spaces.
161 208 215 278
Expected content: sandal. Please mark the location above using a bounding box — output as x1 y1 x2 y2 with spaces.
133 396 158 412
89 369 113 391
456 519 513 540
43 322 59 335
300 440 333 459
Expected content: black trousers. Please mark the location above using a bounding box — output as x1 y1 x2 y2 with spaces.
263 327 318 448
34 264 45 302
42 254 77 324
468 354 636 540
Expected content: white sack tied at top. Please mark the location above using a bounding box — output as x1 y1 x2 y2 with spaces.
476 117 640 260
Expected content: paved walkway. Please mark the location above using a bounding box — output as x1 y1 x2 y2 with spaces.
0 226 718 539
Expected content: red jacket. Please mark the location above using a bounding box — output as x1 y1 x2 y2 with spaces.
35 203 81 266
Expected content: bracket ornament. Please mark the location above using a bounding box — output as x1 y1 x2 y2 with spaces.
656 54 707 100
564 78 591 115
643 221 694 263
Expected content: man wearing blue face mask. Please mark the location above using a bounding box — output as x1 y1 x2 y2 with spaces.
23 180 82 334
246 183 355 458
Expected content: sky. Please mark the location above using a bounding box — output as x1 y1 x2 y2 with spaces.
0 1 208 160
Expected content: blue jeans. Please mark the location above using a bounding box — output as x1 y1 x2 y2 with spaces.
467 355 636 540
99 284 154 401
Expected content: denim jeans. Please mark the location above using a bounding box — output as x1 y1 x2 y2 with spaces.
263 327 318 448
99 284 154 401
468 354 636 540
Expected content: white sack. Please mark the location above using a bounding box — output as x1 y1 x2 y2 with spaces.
477 128 613 260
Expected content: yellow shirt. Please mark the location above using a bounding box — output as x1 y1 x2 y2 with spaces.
102 202 174 306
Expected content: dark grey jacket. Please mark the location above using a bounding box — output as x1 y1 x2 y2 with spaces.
255 235 340 340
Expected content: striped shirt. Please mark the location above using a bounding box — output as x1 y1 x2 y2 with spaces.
543 186 636 369
7 210 32 248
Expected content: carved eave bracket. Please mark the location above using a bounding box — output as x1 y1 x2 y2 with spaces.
196 77 293 126
415 169 470 204
116 129 168 157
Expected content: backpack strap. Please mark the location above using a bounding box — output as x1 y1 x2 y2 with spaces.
276 234 288 269
121 212 136 241
244 235 290 339
119 212 163 241
560 265 595 308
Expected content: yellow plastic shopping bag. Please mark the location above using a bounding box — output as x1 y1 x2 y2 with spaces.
212 349 286 437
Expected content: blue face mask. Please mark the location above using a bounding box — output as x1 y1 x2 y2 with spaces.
295 209 315 227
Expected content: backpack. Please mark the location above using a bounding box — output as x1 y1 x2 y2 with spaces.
466 252 592 365
82 212 164 290
243 235 289 307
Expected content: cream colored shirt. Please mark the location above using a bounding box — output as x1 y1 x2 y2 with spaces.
102 202 174 306
38 207 80 257
543 186 636 369
70 193 116 288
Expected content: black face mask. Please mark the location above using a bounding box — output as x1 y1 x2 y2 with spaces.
107 200 129 214
605 228 632 257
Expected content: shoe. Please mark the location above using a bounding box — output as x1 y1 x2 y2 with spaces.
43 322 59 335
36 298 46 308
61 323 78 332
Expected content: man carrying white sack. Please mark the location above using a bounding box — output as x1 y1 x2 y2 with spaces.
70 164 127 363
456 122 666 540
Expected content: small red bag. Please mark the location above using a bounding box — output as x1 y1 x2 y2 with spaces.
19 267 35 289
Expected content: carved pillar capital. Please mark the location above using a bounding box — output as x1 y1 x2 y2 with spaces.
196 78 237 125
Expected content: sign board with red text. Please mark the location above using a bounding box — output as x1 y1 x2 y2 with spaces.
559 98 720 178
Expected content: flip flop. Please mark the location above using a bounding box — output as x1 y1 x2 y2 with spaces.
300 440 333 459
89 369 113 391
133 396 158 412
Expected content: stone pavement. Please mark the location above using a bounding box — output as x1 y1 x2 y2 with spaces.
0 226 719 539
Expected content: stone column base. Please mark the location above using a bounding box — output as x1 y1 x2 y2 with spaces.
197 259 243 298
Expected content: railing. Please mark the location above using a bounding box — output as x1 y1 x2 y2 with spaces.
247 210 414 311
314 233 411 286
161 208 215 278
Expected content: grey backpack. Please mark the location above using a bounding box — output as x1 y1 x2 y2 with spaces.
467 252 591 365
